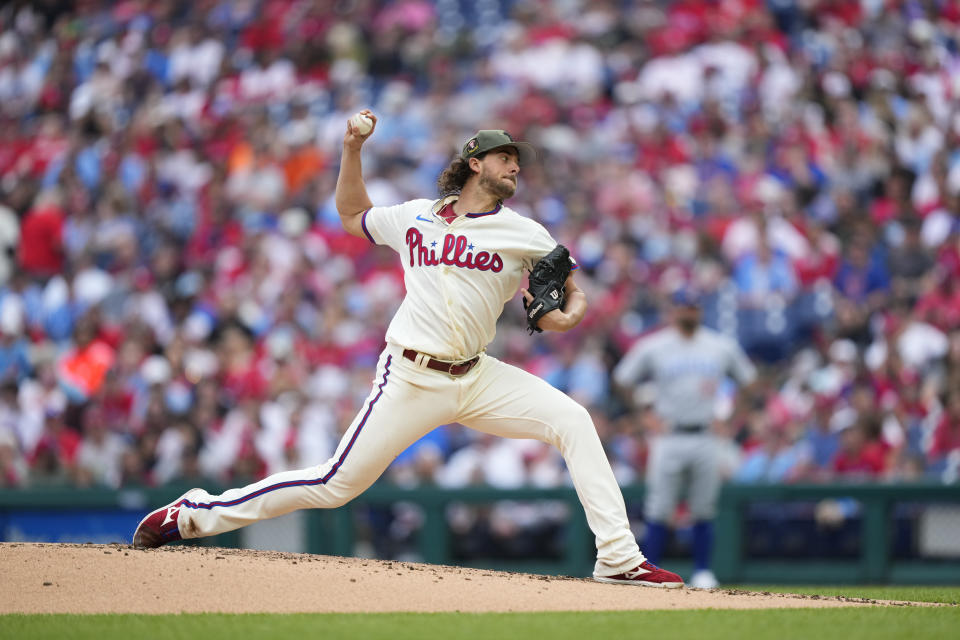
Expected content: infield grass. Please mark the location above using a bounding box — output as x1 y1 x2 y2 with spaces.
740 585 960 604
2 607 959 640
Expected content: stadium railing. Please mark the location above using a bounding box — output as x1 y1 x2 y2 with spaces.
0 483 957 584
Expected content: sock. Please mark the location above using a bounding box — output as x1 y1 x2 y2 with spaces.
644 521 669 565
692 520 714 572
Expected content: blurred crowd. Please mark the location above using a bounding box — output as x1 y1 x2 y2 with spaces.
1 0 960 509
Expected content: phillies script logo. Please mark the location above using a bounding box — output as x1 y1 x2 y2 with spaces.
405 228 503 272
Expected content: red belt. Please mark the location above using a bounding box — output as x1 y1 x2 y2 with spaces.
402 349 480 376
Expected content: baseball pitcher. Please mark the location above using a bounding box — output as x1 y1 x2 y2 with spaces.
133 111 683 588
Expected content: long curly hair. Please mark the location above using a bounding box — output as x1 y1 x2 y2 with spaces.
437 155 483 195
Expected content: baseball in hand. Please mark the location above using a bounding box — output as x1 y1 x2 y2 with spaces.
350 112 373 135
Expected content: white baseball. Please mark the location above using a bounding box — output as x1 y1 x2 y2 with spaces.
350 113 373 135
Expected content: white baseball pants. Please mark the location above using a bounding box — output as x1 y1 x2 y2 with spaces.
176 342 646 575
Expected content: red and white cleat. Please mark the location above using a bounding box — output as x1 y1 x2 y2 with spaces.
132 489 201 549
594 561 685 588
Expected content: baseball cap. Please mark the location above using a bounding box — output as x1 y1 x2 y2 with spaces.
671 287 701 307
461 130 538 166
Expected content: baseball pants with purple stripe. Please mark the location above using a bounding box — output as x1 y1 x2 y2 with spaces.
175 341 646 575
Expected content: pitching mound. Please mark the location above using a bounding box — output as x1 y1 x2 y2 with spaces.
0 543 917 614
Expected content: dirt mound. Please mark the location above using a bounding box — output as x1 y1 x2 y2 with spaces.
0 543 916 614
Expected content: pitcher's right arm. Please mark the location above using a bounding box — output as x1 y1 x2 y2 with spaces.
335 109 377 238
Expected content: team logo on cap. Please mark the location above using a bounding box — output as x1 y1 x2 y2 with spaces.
466 138 478 153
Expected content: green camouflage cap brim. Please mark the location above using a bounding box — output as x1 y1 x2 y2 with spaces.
461 130 538 166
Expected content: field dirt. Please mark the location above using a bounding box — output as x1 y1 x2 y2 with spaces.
0 543 923 614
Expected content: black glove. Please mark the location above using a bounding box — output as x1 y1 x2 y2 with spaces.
522 244 572 334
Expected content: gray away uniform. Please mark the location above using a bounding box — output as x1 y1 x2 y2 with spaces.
613 326 757 521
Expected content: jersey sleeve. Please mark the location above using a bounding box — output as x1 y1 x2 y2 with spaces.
725 337 757 386
613 338 653 387
523 221 578 273
361 199 430 253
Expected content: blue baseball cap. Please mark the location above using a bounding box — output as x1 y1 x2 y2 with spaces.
671 287 701 307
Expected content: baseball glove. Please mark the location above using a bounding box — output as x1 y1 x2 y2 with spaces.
522 244 572 334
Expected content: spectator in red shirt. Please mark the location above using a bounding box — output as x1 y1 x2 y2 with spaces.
29 409 82 485
17 187 65 278
793 220 840 287
914 268 960 332
832 418 887 479
929 389 960 462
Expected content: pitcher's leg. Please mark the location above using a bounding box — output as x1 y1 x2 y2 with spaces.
176 351 454 539
458 356 645 575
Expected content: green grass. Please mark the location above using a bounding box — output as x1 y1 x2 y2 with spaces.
2 609 959 640
740 585 960 604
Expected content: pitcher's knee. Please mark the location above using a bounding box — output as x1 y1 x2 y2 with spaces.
320 472 369 508
555 404 596 440
323 492 354 509
304 484 357 509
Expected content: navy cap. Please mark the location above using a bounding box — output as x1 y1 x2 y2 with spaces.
671 287 701 307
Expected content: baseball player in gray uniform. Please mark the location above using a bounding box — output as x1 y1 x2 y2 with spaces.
613 288 756 589
133 111 683 588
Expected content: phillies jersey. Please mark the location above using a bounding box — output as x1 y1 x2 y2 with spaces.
361 195 572 360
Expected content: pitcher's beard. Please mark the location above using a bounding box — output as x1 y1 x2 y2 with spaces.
479 172 516 200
